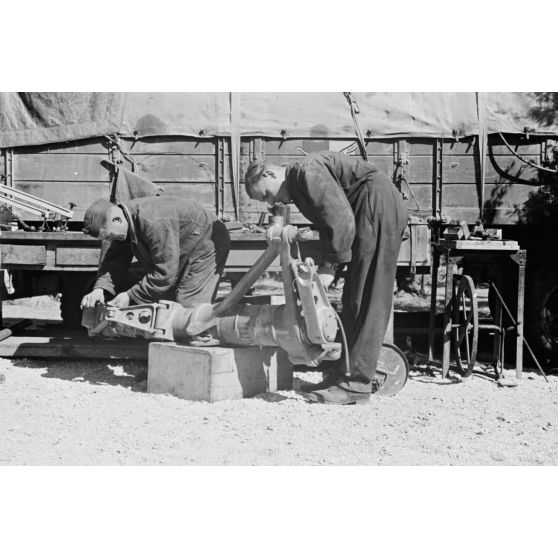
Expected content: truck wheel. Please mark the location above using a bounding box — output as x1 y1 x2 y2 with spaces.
524 265 558 366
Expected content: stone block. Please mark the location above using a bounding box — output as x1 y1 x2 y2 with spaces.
147 343 293 402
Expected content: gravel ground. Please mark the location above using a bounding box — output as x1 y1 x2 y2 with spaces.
1 355 557 465
1 294 557 465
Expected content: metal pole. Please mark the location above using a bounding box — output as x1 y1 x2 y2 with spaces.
428 250 439 364
442 253 456 378
489 279 548 382
214 243 280 317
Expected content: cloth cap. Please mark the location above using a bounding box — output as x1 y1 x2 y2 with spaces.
83 199 115 237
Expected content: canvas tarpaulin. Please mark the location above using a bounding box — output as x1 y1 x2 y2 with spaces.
0 92 126 148
1 92 557 148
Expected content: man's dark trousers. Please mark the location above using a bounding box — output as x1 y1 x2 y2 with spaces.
341 174 408 382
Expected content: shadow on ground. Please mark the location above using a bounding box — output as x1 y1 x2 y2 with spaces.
9 357 148 392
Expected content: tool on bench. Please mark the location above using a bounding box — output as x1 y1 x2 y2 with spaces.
82 218 409 394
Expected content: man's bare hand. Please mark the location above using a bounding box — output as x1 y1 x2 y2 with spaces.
80 288 105 309
107 292 131 308
317 265 335 290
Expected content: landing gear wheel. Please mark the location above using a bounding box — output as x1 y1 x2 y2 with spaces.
375 343 409 396
453 275 479 377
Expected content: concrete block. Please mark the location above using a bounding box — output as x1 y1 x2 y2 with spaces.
147 343 293 402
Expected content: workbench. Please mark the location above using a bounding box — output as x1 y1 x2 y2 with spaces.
427 238 526 379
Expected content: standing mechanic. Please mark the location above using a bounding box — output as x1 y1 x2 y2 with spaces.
80 196 230 320
244 151 408 405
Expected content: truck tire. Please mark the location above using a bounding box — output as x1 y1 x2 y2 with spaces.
522 264 558 366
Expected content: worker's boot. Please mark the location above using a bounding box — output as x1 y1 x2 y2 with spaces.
304 377 373 405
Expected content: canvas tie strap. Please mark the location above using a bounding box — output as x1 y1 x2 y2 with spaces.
476 92 488 222
230 92 241 222
343 92 368 161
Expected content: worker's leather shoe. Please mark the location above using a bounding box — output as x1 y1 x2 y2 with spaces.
299 372 342 392
304 379 372 405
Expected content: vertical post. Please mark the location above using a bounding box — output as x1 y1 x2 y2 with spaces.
1 148 13 329
515 250 527 379
216 138 225 220
476 92 487 223
253 137 264 160
5 148 14 189
434 139 443 220
230 92 241 222
396 139 409 194
428 247 440 366
492 268 503 377
442 253 456 378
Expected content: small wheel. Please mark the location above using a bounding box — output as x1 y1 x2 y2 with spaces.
453 275 479 377
375 343 409 396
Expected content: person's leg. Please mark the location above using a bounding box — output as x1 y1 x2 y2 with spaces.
174 220 230 308
306 180 407 404
346 183 408 382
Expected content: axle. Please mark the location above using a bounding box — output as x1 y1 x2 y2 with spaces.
82 221 343 367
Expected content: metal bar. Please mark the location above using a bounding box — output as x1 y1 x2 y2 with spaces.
214 138 222 218
541 140 548 181
397 139 408 184
477 92 488 222
0 183 73 217
492 269 503 376
253 137 264 160
6 149 13 189
427 248 440 365
213 243 280 317
442 253 456 378
515 250 526 379
489 276 548 382
0 197 45 217
230 92 241 221
433 140 443 219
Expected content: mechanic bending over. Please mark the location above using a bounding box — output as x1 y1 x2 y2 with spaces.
244 151 408 405
80 196 230 331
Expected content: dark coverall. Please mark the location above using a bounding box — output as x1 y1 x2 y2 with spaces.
93 196 230 307
285 152 408 381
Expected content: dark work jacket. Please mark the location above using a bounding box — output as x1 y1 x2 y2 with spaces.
94 196 214 303
285 151 392 264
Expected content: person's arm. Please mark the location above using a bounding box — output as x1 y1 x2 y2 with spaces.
127 219 180 303
92 239 134 296
296 159 356 265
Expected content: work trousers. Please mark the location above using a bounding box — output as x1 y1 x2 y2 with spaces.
341 177 408 381
114 219 230 307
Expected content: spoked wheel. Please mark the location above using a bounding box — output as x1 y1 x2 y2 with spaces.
452 275 479 377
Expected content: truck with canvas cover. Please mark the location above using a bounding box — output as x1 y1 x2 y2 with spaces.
1 92 558 363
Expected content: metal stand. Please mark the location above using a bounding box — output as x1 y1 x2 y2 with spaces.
427 239 526 379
